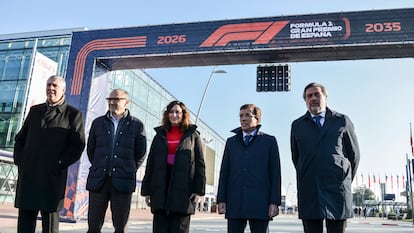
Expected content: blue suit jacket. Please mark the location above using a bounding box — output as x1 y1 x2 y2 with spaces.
217 126 281 220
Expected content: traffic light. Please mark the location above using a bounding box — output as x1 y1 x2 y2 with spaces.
256 66 274 92
256 64 290 92
278 64 291 91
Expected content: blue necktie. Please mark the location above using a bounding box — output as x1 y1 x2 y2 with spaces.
244 135 252 145
313 116 323 128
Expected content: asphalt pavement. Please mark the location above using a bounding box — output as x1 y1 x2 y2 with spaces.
1 203 413 233
0 203 220 233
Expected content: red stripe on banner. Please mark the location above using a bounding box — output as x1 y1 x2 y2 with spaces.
70 36 147 95
342 17 351 40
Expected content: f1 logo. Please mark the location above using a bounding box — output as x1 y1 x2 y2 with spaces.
200 21 289 47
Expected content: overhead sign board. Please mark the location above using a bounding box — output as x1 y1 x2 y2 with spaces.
383 193 396 201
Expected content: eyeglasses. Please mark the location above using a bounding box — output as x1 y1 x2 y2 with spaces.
106 97 127 102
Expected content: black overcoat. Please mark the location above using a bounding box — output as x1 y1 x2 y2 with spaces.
14 102 85 211
141 125 206 215
290 107 360 220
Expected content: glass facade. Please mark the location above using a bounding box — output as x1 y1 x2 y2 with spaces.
0 29 225 209
0 150 15 203
0 33 72 151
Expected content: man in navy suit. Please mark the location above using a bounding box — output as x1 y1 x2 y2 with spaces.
217 104 281 233
291 83 360 233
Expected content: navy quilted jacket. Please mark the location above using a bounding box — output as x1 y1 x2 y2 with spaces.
86 110 147 193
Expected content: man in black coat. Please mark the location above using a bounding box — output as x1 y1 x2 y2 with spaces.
14 75 86 233
290 83 360 233
86 89 147 233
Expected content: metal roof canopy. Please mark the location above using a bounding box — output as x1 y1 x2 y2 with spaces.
100 43 414 69
90 8 414 70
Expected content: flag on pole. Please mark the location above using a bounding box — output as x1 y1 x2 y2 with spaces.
361 174 364 185
402 175 405 189
397 174 399 187
410 123 414 156
368 174 371 188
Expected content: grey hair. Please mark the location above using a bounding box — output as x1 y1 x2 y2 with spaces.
47 75 66 88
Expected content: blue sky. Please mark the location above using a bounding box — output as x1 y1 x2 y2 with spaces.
2 0 413 202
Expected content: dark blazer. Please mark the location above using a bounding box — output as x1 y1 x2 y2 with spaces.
290 107 360 220
86 110 147 193
217 126 281 220
14 102 85 211
141 125 206 215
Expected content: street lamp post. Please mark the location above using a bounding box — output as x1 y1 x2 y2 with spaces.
286 182 292 202
195 67 226 125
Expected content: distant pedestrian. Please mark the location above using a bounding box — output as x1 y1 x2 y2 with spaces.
14 75 86 233
291 83 360 233
86 89 147 233
217 104 281 233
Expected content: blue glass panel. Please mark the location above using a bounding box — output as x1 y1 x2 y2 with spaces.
0 51 6 81
39 38 61 47
9 41 25 49
4 50 24 80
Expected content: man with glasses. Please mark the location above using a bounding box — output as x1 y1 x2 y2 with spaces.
86 89 147 233
217 104 281 233
290 83 360 233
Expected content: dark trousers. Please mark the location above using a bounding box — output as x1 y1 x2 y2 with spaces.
153 210 191 233
17 209 59 233
87 177 132 233
227 219 269 233
302 219 347 233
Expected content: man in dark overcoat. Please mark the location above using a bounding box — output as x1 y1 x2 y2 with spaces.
217 104 281 233
14 75 86 233
290 82 360 233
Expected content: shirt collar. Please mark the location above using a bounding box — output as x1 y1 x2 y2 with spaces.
46 97 65 108
310 111 326 118
243 128 257 137
109 110 128 121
